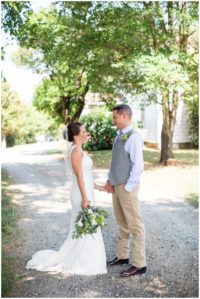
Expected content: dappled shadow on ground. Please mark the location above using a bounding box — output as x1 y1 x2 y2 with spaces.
2 146 199 298
8 267 172 298
6 190 198 298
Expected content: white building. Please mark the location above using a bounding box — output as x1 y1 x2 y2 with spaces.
129 100 191 149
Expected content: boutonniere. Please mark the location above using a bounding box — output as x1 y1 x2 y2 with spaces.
121 133 129 142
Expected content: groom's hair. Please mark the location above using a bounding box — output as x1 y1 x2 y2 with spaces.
112 104 132 119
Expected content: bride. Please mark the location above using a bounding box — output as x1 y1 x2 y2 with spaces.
26 122 107 275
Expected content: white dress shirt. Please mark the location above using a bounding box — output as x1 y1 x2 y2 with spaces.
109 125 144 192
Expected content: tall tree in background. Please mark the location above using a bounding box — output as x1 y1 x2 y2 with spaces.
115 1 198 163
147 1 198 164
7 2 150 122
2 1 198 163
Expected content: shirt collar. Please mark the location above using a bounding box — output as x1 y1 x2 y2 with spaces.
121 125 133 134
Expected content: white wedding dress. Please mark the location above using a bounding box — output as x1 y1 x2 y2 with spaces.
26 145 107 275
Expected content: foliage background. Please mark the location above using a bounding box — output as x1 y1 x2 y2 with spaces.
81 108 117 151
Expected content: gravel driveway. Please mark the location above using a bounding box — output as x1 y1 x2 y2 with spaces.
2 142 199 298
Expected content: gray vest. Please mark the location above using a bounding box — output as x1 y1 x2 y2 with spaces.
109 130 134 186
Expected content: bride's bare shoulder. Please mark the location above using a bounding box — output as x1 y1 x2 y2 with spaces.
71 145 83 158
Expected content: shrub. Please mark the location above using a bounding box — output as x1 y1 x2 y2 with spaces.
81 107 117 151
186 193 199 208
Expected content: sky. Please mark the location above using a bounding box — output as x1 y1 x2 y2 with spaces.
2 1 53 103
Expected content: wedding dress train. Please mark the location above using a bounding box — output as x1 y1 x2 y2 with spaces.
26 145 107 275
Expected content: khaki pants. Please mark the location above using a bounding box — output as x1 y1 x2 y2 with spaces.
112 184 146 268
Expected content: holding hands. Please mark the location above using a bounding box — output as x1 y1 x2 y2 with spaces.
94 182 114 193
94 183 107 192
103 181 115 193
83 182 114 209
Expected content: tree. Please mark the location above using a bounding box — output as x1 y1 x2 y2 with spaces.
116 1 198 163
1 82 57 147
144 2 198 163
1 1 32 59
9 3 104 123
2 2 198 163
9 2 148 123
1 82 27 146
1 1 32 37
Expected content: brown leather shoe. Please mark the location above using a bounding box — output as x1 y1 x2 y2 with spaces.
107 257 129 267
120 266 146 277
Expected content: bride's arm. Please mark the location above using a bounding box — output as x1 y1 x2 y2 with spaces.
71 146 90 208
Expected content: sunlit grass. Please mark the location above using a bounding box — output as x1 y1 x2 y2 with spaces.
1 170 17 296
174 150 198 165
186 193 199 208
88 148 199 169
88 150 112 169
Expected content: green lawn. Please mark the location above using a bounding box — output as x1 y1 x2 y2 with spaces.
89 148 199 169
50 145 198 168
174 149 199 165
1 170 17 296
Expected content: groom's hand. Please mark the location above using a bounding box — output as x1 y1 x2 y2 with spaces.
104 181 115 193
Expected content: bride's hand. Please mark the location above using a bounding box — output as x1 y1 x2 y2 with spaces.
81 197 90 209
94 183 107 192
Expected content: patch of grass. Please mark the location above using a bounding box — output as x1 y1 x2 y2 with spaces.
89 150 112 169
51 144 198 167
89 148 198 168
143 148 199 166
174 150 199 165
143 149 160 164
186 193 199 208
1 255 16 296
1 170 17 297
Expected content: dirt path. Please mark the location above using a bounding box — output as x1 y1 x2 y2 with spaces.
2 142 198 298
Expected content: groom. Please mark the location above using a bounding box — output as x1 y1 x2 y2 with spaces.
104 104 146 277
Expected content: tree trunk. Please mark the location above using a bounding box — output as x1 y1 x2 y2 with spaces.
159 90 179 165
71 82 89 122
71 100 85 123
54 77 89 123
54 94 71 119
159 99 171 164
160 125 170 165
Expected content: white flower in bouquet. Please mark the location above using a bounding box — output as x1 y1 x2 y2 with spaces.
78 220 83 227
91 220 97 226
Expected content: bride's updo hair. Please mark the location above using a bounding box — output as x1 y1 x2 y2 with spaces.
67 122 83 142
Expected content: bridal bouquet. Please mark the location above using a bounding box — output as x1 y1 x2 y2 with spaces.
72 206 109 239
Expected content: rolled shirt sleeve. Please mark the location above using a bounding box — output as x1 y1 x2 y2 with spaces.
124 133 144 192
